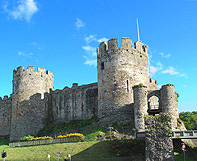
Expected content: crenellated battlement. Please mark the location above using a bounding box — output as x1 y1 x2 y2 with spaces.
0 95 12 102
97 37 148 58
150 78 157 85
161 84 175 89
13 66 54 78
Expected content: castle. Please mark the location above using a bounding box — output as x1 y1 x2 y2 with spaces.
0 38 180 142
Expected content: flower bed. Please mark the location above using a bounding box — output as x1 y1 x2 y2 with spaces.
56 133 85 141
9 133 85 147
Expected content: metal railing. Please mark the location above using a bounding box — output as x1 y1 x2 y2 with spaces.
136 130 197 139
9 137 81 147
172 130 197 139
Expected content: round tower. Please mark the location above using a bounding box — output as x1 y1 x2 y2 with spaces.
97 38 149 118
161 84 178 130
10 66 54 142
133 85 148 132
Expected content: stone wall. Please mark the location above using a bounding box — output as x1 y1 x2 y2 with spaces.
97 38 149 118
50 83 98 123
145 114 175 161
149 78 158 91
0 96 11 139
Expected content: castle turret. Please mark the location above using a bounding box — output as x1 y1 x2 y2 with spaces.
10 66 54 142
133 85 148 132
161 84 179 130
97 38 149 118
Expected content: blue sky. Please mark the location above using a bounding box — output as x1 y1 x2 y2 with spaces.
0 0 196 112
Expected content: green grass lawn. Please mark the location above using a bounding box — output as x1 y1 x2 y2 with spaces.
174 152 195 161
1 139 142 161
0 139 194 161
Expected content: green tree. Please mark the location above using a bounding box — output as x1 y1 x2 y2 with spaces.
179 111 197 130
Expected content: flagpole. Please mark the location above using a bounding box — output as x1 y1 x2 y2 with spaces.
136 18 140 41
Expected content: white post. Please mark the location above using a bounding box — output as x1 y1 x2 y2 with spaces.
68 154 71 161
57 152 61 161
48 154 50 161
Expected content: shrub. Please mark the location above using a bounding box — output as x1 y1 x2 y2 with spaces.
138 83 143 86
110 139 145 157
20 135 35 142
30 136 53 141
56 133 85 141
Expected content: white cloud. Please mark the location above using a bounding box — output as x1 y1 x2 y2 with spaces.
162 66 188 78
85 35 97 44
31 41 39 46
149 50 171 59
150 61 163 76
156 62 163 70
183 84 187 88
162 66 179 75
82 35 108 67
18 51 33 57
75 18 85 30
159 52 171 58
82 45 97 56
30 41 41 50
82 45 97 67
97 37 108 43
4 0 39 22
84 35 108 44
150 66 157 75
180 73 188 78
84 58 97 67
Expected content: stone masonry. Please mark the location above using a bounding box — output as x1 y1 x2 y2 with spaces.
145 114 175 161
0 37 181 142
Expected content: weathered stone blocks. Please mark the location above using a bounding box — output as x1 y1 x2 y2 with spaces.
145 114 175 161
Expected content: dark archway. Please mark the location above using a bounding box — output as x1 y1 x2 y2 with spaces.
147 90 161 115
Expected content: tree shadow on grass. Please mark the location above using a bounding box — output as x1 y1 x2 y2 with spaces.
0 139 9 146
71 141 144 161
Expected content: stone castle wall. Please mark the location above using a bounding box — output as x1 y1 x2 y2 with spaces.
97 38 149 118
0 96 11 139
145 114 175 161
49 83 98 124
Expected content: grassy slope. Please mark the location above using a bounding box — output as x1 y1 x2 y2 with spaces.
174 152 194 161
0 139 194 161
0 140 130 161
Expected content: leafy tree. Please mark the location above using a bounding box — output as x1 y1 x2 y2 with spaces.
179 111 197 130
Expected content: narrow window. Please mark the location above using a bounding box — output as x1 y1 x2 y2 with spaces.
127 80 129 92
101 62 104 70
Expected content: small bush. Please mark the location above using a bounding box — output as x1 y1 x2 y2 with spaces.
56 133 85 141
110 139 145 157
20 135 34 142
84 128 106 142
138 83 143 86
30 136 53 141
